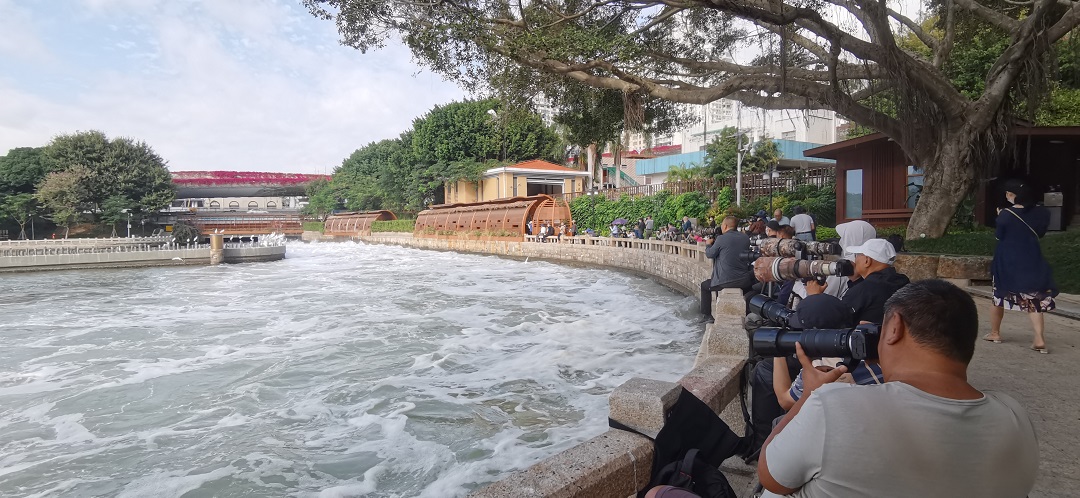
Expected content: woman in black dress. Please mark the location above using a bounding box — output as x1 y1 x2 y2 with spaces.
986 180 1058 353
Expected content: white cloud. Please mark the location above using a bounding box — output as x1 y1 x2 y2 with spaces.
0 0 52 62
0 0 466 173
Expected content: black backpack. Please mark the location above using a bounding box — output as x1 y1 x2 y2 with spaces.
652 448 737 498
611 388 746 498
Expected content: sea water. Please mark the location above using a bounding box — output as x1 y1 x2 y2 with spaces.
0 242 701 497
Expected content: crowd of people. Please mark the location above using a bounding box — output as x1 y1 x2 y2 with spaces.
668 181 1056 498
514 184 1055 497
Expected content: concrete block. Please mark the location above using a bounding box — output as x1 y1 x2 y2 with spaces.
678 356 744 414
698 322 749 360
469 429 653 498
936 255 991 280
713 288 745 318
608 377 681 439
943 278 971 288
894 254 939 282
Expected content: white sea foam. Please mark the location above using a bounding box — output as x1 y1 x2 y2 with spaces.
0 241 701 497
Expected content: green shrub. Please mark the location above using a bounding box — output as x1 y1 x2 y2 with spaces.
302 221 325 232
817 227 839 240
372 219 416 232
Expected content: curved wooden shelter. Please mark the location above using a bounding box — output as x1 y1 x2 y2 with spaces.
324 210 398 237
414 195 571 237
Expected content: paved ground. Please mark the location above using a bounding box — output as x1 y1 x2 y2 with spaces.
967 295 1079 497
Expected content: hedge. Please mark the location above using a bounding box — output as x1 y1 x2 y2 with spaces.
371 219 416 232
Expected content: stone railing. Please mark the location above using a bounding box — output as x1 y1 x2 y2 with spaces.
357 233 758 497
0 239 286 272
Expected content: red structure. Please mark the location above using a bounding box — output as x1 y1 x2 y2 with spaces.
414 195 572 237
171 171 330 186
324 211 398 237
177 213 304 236
170 171 330 198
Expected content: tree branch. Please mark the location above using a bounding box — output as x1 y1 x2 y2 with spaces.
953 0 1020 31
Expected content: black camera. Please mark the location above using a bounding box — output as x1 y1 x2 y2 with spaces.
748 294 795 327
752 324 882 362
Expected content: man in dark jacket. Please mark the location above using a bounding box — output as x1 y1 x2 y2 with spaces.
701 216 754 322
841 239 910 325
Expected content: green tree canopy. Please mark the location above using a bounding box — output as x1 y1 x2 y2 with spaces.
0 147 50 195
0 193 38 239
327 99 561 212
308 0 1080 238
42 130 175 214
704 129 782 178
35 164 90 238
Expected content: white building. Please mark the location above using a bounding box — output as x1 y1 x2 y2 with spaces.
636 100 842 154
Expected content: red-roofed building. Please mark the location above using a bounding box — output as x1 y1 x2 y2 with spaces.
168 170 330 212
445 160 590 203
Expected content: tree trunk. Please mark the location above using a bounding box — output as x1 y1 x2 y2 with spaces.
905 137 978 240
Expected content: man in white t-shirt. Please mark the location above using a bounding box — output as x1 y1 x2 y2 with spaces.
758 279 1038 498
788 206 815 241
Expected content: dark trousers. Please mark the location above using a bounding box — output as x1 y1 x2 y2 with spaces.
701 280 724 316
747 357 802 457
701 279 755 317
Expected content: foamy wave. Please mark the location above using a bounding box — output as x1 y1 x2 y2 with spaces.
0 241 700 497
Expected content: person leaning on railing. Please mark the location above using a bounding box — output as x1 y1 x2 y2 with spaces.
758 280 1038 498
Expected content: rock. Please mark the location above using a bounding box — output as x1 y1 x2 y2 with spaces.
937 255 992 280
895 254 940 282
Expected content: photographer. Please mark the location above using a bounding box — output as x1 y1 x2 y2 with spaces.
758 280 1038 497
748 293 857 459
700 216 754 322
840 239 910 325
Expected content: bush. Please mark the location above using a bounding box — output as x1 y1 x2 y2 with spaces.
372 219 416 232
817 226 839 240
303 221 325 232
569 191 709 232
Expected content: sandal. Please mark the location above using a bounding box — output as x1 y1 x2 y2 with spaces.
982 334 1002 344
1030 345 1049 354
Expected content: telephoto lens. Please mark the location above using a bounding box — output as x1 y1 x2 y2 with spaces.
747 294 794 327
755 238 804 258
802 240 842 256
752 324 882 360
752 257 856 283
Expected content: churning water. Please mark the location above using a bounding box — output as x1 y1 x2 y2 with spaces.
0 242 702 497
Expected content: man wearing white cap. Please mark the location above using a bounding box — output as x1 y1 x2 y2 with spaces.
841 238 910 325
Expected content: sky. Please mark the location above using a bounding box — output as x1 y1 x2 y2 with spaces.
0 0 466 174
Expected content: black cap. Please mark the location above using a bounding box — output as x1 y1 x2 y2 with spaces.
789 294 854 329
766 220 783 232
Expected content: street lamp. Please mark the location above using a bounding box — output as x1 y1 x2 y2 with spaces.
121 209 132 238
734 131 754 206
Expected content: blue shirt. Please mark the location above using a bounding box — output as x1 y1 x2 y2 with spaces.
788 361 883 401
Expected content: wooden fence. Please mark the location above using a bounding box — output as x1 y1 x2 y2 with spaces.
556 167 835 205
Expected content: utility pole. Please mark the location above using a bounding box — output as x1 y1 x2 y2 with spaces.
735 101 743 206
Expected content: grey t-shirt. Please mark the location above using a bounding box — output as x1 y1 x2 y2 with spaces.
790 213 814 233
763 382 1038 498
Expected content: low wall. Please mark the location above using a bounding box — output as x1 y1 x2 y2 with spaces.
0 247 211 272
358 233 757 497
0 244 286 273
894 253 992 283
223 245 287 263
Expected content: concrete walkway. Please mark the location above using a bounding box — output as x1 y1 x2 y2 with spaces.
967 296 1079 498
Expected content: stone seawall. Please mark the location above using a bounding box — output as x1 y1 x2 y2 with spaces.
358 233 758 497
